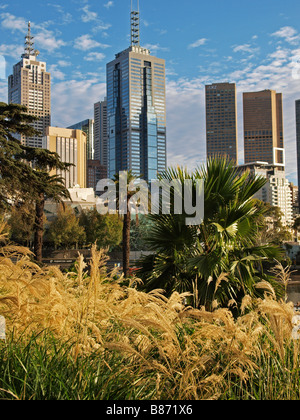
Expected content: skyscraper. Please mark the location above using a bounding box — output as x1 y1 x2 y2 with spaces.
106 5 167 181
8 22 51 148
67 119 94 160
205 82 238 164
243 90 284 167
94 99 108 175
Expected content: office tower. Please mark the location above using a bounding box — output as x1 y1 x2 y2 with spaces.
205 82 238 164
67 119 94 160
42 127 87 189
106 5 167 180
8 22 51 148
243 90 284 166
238 162 293 226
94 99 108 176
296 100 300 209
87 159 107 191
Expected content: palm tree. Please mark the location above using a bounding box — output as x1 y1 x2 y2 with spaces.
137 158 284 313
21 148 71 263
113 170 139 278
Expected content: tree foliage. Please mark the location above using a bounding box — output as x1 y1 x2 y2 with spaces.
137 158 285 314
79 207 122 249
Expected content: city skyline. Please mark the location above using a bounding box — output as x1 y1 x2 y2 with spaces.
0 0 300 183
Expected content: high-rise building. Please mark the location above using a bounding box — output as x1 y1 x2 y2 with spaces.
238 162 293 226
87 159 107 191
42 127 87 189
94 99 108 175
8 22 51 148
296 100 300 208
243 90 284 167
67 119 94 161
205 82 238 164
106 6 167 181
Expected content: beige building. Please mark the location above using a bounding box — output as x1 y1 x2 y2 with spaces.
205 82 238 164
8 22 51 148
42 127 87 189
243 90 284 166
238 162 293 226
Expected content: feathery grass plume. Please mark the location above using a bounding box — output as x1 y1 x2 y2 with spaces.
1 228 300 399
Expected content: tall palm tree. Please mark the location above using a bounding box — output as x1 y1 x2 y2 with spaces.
113 170 139 278
137 158 284 313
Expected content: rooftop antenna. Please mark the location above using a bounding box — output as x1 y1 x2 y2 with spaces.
130 0 140 47
22 21 35 57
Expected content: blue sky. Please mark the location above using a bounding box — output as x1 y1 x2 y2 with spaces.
0 0 300 183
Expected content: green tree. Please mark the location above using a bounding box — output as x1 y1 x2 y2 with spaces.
8 201 36 247
0 103 72 262
79 208 122 249
255 201 292 245
47 204 86 249
137 158 284 314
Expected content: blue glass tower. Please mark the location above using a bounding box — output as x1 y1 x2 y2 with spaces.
106 7 166 181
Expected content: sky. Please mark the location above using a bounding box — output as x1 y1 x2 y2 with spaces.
0 0 300 184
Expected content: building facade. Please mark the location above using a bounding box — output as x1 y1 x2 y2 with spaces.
243 90 284 166
205 82 238 164
8 22 51 148
67 119 94 161
106 8 166 181
94 99 108 175
87 159 107 192
42 127 87 189
238 162 293 226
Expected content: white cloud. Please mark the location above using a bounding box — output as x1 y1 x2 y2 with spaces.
0 43 24 59
188 38 208 49
0 12 27 32
74 35 109 51
143 43 169 53
272 26 300 45
81 5 98 22
48 64 65 80
51 79 106 127
104 1 114 9
84 52 106 62
35 29 67 52
233 44 260 55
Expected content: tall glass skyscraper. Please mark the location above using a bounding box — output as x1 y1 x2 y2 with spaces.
106 7 166 181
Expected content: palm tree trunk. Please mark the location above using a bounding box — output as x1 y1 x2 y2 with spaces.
123 208 131 278
34 193 45 263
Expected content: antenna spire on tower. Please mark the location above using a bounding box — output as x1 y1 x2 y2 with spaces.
22 21 35 57
130 0 140 46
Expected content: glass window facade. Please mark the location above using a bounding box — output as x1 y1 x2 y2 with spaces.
106 47 166 181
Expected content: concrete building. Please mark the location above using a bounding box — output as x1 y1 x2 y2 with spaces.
94 99 108 176
8 22 51 148
42 127 87 189
243 90 284 166
238 162 293 226
106 6 167 181
205 82 238 164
